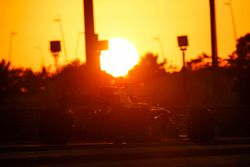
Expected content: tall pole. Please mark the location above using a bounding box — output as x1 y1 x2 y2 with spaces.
59 19 67 61
182 49 187 100
8 30 16 63
225 0 237 42
35 45 45 68
153 36 164 60
54 17 68 61
75 32 84 59
209 0 218 69
209 0 218 107
177 35 188 106
83 0 99 73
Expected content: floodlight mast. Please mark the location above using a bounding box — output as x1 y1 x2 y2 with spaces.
177 35 188 103
209 0 218 107
83 0 99 74
209 0 218 69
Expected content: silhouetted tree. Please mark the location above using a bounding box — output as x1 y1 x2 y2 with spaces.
50 59 112 96
186 53 211 71
186 52 232 71
52 60 87 95
229 33 250 106
128 53 167 83
20 69 44 94
236 33 250 69
0 60 26 95
0 59 10 96
0 59 52 98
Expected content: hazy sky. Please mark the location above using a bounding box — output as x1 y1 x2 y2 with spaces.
0 0 249 71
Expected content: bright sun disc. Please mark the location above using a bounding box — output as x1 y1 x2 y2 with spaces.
100 38 139 77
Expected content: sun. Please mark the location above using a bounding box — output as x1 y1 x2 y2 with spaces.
100 38 139 77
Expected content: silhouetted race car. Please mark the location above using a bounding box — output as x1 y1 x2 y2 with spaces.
39 86 179 144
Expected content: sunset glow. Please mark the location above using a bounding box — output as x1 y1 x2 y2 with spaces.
100 38 139 77
0 0 250 71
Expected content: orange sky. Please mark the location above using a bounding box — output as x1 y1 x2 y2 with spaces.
0 0 249 71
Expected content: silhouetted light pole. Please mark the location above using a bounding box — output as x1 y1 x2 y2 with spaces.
177 35 188 98
8 29 17 63
34 45 45 68
209 0 218 69
75 31 84 59
83 0 98 73
153 36 164 60
224 0 237 42
209 0 218 107
83 0 108 75
177 36 188 69
53 17 68 61
50 40 61 70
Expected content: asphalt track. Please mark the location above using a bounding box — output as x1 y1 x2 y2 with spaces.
1 138 250 167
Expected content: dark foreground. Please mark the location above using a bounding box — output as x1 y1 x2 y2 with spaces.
1 138 250 167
